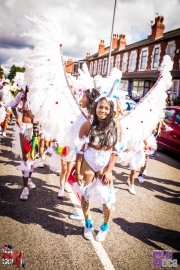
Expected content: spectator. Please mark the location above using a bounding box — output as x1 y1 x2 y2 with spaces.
166 93 173 106
134 94 140 103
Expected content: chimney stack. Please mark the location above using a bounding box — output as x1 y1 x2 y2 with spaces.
117 34 126 50
98 40 105 56
66 59 73 73
151 16 165 40
86 52 90 59
112 34 118 49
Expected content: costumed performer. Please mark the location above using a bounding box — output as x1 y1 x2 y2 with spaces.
7 86 40 200
58 88 100 199
74 94 122 242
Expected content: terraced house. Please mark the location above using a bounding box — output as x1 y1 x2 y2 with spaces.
84 16 180 99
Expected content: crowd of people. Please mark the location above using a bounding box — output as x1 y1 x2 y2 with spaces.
0 67 167 242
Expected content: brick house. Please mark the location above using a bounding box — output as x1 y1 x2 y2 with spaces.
65 59 86 77
84 16 180 98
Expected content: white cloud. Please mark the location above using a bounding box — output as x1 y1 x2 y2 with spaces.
0 0 179 74
0 47 32 75
5 0 17 9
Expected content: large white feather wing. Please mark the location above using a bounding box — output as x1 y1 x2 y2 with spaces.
120 55 173 149
24 15 86 142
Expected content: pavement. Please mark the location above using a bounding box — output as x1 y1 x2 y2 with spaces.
0 123 180 270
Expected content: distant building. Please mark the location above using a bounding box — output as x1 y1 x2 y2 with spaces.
84 16 180 98
65 59 86 78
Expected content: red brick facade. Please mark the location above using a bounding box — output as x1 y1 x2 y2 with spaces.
85 16 180 98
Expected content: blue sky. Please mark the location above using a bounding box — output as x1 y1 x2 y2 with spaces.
0 0 179 75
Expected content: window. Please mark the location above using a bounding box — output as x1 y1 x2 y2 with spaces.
74 63 78 73
168 80 180 98
103 59 107 74
98 60 102 74
167 45 174 60
110 57 114 71
132 81 144 98
140 50 147 69
119 80 128 91
115 56 120 69
122 53 128 72
164 109 175 124
153 48 159 68
93 61 97 75
144 81 150 96
174 112 180 130
129 52 136 71
89 62 93 75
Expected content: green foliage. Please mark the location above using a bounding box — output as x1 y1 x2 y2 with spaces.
0 64 4 79
8 65 26 81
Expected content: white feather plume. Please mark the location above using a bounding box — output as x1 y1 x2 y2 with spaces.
120 55 173 150
24 15 86 144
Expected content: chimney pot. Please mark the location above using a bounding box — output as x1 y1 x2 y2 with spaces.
98 39 105 56
117 33 126 50
151 16 165 40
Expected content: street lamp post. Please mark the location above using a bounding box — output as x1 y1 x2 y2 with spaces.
107 0 117 76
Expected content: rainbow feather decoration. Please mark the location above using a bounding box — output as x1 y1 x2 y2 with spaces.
31 136 39 159
52 144 69 156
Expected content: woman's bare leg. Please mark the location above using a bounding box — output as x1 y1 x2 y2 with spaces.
58 160 73 197
97 167 113 233
80 159 95 220
128 169 136 195
130 169 136 185
64 161 73 184
20 133 30 187
39 137 44 158
3 109 11 134
60 159 67 187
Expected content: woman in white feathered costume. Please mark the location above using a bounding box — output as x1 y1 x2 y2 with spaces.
22 14 173 240
73 79 123 242
57 86 101 199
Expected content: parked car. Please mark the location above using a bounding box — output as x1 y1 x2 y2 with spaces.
156 106 180 154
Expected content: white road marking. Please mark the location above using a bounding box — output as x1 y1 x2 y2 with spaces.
68 185 115 270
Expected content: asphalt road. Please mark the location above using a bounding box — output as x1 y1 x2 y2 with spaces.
0 124 180 270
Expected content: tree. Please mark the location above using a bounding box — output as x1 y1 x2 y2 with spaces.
0 64 4 79
8 65 16 81
8 65 26 81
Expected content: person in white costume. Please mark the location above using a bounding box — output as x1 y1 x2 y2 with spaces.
0 81 13 137
7 87 42 200
58 87 100 199
73 80 123 242
21 14 174 240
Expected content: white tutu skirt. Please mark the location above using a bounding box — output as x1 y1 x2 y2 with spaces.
119 149 146 170
73 178 116 209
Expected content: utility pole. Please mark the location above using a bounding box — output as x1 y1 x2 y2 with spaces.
107 0 117 76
